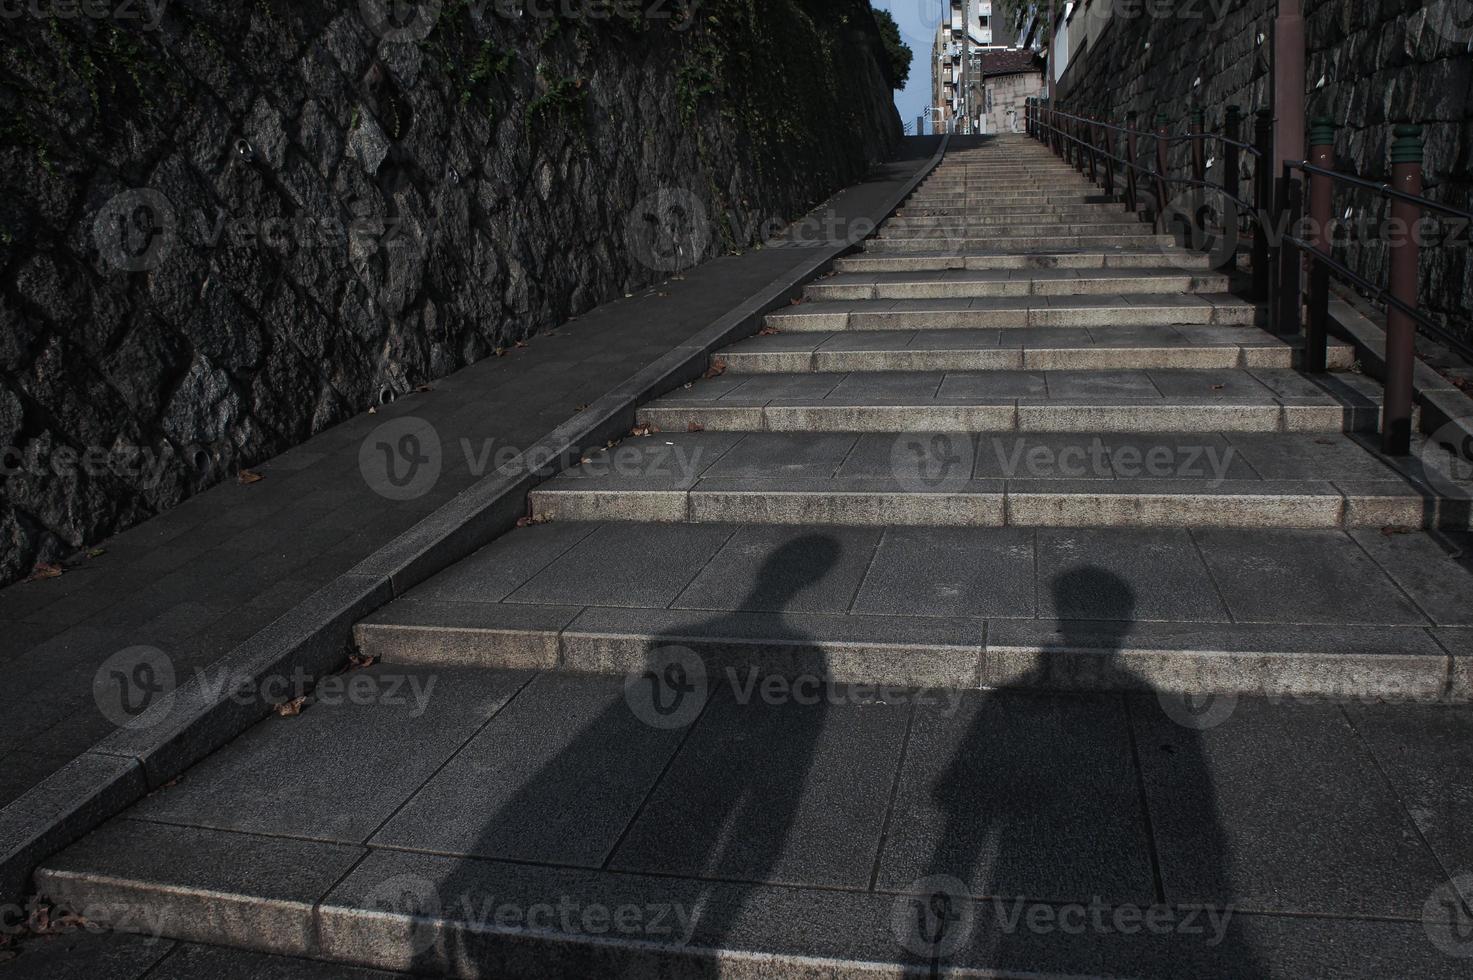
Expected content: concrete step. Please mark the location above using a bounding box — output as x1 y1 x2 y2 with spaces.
529 430 1471 530
865 234 1181 252
905 192 1099 204
891 207 1138 222
635 368 1381 434
717 326 1355 372
917 182 1094 193
35 667 1471 979
765 295 1262 330
835 249 1218 272
804 269 1229 301
877 221 1150 238
339 521 1471 702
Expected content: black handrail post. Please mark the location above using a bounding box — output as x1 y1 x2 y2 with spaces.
1253 108 1272 300
1125 110 1139 215
1304 117 1335 374
1101 119 1115 197
1276 163 1304 337
1221 105 1241 273
1190 107 1206 183
1086 115 1099 184
1154 112 1169 234
1383 125 1425 456
1189 106 1207 258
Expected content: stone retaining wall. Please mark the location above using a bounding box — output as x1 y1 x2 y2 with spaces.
1056 0 1470 349
0 0 900 585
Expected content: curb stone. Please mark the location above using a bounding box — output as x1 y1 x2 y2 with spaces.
0 136 950 909
1327 294 1473 445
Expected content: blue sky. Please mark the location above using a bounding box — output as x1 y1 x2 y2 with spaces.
875 0 943 133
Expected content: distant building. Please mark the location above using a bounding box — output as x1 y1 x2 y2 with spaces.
977 48 1046 134
931 1 1044 134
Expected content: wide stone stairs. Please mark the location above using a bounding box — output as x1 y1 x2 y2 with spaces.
31 136 1473 978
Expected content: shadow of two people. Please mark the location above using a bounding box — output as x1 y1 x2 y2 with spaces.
402 534 1254 978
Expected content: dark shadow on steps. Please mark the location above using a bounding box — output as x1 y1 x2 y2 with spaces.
904 566 1268 977
399 533 844 978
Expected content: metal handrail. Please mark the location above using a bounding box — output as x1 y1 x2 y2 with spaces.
1290 160 1473 223
1037 105 1192 143
1211 134 1262 157
1026 72 1465 459
1029 112 1256 214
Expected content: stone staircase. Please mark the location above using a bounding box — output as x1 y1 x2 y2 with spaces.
31 136 1473 978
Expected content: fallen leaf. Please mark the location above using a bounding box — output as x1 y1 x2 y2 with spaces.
238 469 264 485
414 384 433 393
26 563 63 582
631 423 658 437
275 696 308 717
516 513 554 528
704 359 727 380
580 457 592 465
757 325 780 336
1211 384 1226 391
687 422 705 433
574 403 589 412
515 340 527 348
87 547 106 558
347 653 377 670
1381 525 1414 536
368 406 378 414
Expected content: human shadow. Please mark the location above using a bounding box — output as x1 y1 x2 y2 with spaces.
900 565 1268 977
398 533 844 977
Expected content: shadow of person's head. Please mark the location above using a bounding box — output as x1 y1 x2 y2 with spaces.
1051 565 1136 657
742 533 842 611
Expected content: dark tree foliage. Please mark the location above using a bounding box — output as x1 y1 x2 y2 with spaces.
871 7 912 89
